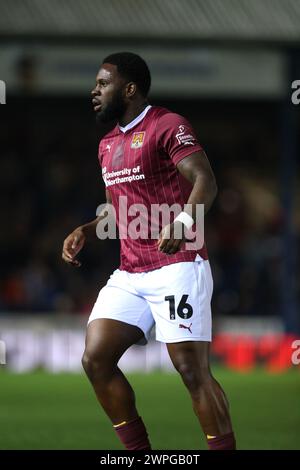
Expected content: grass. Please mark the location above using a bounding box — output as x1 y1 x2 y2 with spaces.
0 368 299 450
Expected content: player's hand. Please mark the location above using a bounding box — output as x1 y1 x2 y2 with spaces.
157 221 185 255
62 228 86 267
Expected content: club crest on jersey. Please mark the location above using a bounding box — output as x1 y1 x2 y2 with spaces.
131 132 145 149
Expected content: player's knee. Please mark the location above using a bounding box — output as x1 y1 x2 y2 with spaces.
81 351 94 378
176 362 211 393
81 349 111 383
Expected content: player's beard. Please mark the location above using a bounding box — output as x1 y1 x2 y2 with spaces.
96 89 126 124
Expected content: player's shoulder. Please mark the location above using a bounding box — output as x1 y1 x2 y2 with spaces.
153 106 185 121
153 106 189 124
153 106 192 132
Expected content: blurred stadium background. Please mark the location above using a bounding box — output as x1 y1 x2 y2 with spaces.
0 0 299 450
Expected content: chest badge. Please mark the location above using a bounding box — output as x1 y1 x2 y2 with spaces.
131 132 145 149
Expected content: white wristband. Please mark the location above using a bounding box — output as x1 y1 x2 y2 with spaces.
174 211 194 230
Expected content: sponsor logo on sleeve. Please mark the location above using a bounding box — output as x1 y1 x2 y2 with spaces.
176 125 196 146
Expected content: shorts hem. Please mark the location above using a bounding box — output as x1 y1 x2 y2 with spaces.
156 336 212 344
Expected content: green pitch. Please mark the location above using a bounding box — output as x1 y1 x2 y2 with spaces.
0 368 299 450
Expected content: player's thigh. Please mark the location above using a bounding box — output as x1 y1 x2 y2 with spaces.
144 260 213 343
87 270 154 353
166 340 211 372
84 318 144 364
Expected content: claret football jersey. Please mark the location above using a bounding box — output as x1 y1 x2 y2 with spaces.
98 105 208 272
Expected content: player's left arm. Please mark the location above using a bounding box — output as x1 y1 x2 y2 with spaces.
177 150 218 216
158 151 217 254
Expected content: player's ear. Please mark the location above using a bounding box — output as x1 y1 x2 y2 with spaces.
125 82 136 98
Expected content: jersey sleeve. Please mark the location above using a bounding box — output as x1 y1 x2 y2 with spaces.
156 113 203 166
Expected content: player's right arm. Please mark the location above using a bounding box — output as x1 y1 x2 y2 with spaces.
62 190 112 267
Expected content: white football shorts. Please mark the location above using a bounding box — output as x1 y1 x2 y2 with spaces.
88 256 213 344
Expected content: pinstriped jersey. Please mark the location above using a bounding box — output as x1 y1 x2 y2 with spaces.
98 106 208 272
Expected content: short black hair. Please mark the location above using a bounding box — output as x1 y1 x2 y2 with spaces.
102 52 151 97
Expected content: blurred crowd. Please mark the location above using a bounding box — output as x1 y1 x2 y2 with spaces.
0 96 298 318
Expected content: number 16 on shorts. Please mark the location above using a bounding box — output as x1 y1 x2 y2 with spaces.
165 295 193 320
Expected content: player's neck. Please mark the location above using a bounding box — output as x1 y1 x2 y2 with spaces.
118 101 149 128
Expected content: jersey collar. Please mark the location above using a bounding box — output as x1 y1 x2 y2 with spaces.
119 105 152 133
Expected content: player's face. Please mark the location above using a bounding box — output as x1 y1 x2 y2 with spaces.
91 63 126 123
